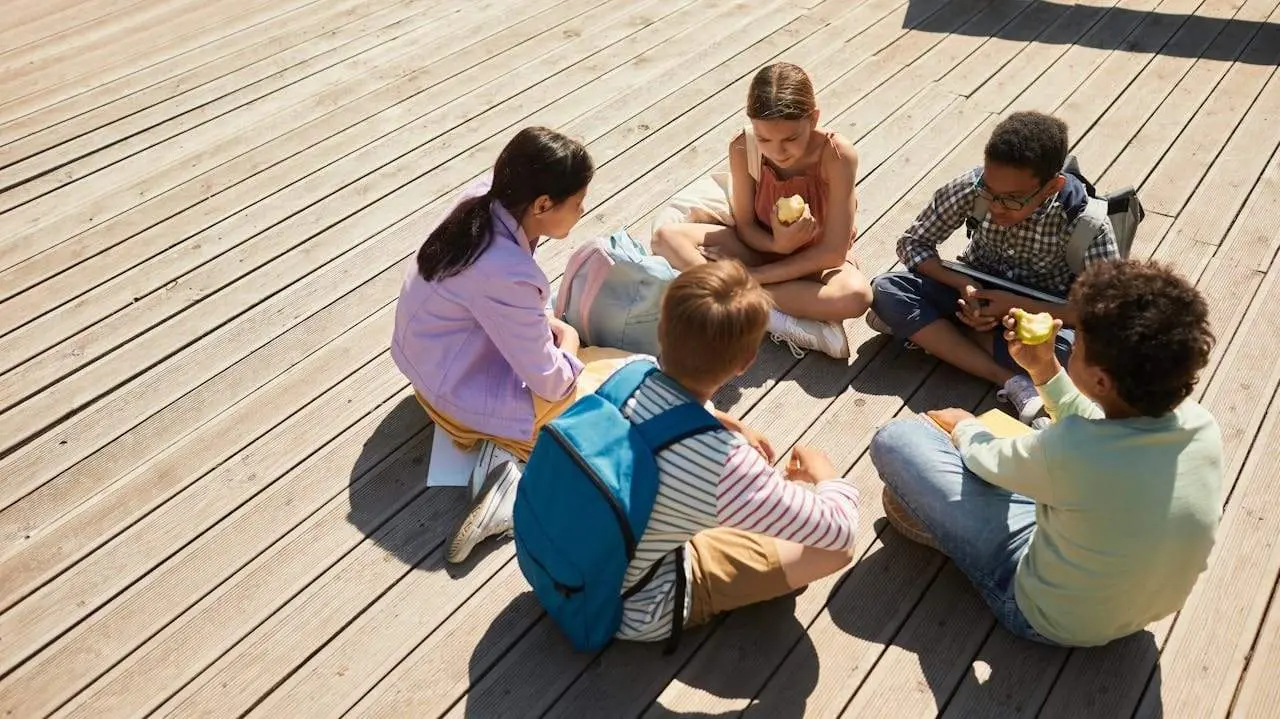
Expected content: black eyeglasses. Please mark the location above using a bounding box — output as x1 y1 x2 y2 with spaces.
973 171 1052 211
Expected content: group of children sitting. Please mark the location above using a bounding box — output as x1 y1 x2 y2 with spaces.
390 62 1223 652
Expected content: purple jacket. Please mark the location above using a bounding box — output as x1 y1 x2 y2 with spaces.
391 176 583 440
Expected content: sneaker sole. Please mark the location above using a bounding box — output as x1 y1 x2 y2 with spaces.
1018 397 1046 425
808 324 852 359
881 487 942 551
826 333 852 359
448 466 515 564
997 379 1049 426
770 316 852 360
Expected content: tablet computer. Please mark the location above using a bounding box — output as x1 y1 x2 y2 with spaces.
939 260 1068 304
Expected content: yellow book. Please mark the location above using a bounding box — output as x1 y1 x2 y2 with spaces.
974 408 1034 438
925 409 1034 438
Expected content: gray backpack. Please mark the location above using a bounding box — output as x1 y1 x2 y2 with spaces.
970 154 1145 274
554 229 677 356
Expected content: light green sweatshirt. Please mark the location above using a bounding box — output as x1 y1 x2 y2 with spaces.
953 369 1223 646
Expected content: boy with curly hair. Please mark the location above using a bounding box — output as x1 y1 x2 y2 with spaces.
868 111 1122 424
869 259 1221 647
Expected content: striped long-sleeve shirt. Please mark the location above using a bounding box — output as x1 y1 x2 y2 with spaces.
614 364 860 642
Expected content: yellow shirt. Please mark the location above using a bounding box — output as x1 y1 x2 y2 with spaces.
953 370 1222 646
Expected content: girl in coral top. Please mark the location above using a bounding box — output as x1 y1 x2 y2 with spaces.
651 62 871 359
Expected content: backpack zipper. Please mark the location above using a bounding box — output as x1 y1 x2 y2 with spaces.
515 533 583 596
546 425 637 557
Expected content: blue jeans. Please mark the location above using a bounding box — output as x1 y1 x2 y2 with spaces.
870 271 1074 374
869 416 1061 646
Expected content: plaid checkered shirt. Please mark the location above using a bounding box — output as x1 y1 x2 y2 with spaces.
897 168 1121 297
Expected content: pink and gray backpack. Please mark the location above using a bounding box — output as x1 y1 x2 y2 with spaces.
554 230 677 357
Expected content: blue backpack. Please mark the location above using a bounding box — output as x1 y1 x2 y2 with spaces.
512 359 722 653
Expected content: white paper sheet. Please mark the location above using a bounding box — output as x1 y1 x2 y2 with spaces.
426 429 479 488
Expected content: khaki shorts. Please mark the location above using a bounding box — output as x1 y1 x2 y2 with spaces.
686 528 793 627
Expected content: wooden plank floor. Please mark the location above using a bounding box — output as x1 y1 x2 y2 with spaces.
1 0 1278 716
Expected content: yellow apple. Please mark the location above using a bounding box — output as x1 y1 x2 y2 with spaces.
1011 309 1055 345
775 195 807 225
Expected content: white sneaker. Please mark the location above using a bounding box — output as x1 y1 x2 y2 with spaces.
997 374 1046 425
768 309 851 359
469 440 523 500
448 460 520 564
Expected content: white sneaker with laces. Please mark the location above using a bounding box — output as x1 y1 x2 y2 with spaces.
768 309 851 359
469 440 523 500
998 374 1046 425
448 460 520 565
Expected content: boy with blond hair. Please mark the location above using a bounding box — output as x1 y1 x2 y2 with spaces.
461 261 861 643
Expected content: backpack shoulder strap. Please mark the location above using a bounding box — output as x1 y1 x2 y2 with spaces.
970 194 989 223
636 402 724 454
1066 196 1109 275
595 359 659 409
743 124 761 182
598 363 722 449
1062 154 1096 196
967 169 989 233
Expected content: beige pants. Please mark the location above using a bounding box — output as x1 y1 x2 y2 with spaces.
686 528 792 627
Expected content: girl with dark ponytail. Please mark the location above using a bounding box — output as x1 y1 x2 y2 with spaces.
392 127 630 564
416 127 592 283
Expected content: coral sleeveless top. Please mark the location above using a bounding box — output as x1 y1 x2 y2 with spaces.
749 129 850 239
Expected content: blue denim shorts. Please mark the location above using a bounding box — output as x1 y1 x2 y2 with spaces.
870 271 1074 372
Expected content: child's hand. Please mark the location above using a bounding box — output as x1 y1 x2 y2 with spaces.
956 284 999 332
1003 310 1062 384
741 427 775 463
770 207 820 253
926 408 976 435
699 244 726 261
716 412 775 463
971 288 1020 318
549 316 580 354
786 445 835 485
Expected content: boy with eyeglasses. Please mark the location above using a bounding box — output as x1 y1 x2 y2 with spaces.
867 111 1120 424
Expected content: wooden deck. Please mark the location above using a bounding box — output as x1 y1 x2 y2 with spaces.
1 0 1278 716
